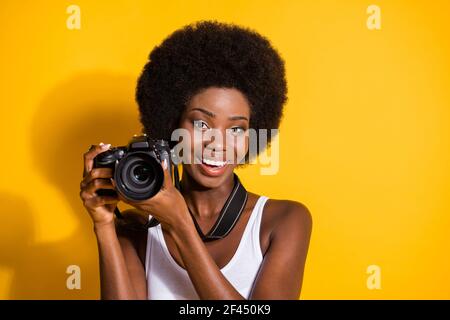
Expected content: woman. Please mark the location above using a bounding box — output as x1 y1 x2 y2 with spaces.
79 20 312 300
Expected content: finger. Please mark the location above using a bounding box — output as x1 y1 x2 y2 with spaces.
84 178 115 195
80 168 114 188
83 142 111 177
161 158 173 189
79 187 116 201
84 195 119 208
79 189 91 201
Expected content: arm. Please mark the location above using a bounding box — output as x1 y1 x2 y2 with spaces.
166 201 312 300
167 217 246 300
249 201 312 299
95 213 148 300
94 221 141 300
80 143 147 300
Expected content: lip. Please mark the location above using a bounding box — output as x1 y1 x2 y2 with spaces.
197 158 229 177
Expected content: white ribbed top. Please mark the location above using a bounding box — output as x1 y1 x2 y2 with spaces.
145 195 269 300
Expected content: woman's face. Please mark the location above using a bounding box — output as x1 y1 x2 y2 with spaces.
178 87 251 189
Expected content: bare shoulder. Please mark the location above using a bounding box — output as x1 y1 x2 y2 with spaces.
279 199 312 227
263 197 313 242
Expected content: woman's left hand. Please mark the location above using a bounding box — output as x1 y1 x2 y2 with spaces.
116 159 191 231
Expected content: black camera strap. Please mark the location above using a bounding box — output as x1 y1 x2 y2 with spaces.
145 168 248 242
184 173 248 242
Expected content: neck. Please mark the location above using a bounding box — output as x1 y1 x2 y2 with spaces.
179 171 235 220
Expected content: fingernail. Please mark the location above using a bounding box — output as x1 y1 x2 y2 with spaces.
101 143 111 149
99 142 104 146
163 158 167 170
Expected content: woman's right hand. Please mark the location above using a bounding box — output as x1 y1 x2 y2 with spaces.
79 143 119 227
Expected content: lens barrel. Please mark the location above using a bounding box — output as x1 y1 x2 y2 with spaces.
114 152 164 201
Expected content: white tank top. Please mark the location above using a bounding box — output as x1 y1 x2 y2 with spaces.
144 195 269 300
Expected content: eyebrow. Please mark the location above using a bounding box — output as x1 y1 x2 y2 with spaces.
189 107 249 122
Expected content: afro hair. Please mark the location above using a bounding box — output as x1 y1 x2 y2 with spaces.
136 20 288 155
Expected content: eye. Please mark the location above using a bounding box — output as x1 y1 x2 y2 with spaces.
193 120 210 131
230 126 245 135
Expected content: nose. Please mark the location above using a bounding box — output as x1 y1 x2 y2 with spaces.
203 129 226 157
204 139 225 154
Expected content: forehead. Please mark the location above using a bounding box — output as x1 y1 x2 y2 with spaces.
185 87 250 117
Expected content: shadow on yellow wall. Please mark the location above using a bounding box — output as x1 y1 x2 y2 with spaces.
0 71 142 299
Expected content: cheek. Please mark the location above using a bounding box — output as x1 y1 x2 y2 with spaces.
191 130 204 160
178 126 203 163
228 134 249 164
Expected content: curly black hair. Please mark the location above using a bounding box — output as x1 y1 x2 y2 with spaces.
136 20 287 156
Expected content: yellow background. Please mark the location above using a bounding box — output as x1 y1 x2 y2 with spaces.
1 0 449 299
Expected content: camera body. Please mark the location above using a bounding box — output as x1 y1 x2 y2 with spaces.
93 134 172 201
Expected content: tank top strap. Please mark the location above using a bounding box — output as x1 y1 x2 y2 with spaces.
250 195 269 260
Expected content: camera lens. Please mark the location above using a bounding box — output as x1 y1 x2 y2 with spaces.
131 161 153 183
114 152 164 201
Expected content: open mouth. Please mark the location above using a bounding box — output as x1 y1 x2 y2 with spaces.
202 158 228 167
197 157 229 177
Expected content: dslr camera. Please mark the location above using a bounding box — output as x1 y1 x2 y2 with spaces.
93 134 173 201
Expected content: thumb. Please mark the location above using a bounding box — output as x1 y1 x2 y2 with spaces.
161 158 173 190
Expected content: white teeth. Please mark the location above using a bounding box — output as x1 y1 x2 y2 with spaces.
202 158 228 167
